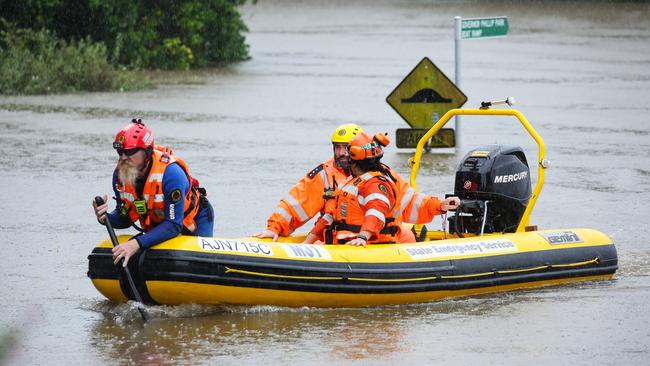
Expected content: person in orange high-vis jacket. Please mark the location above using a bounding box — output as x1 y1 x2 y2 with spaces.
256 124 459 243
306 132 460 246
306 132 401 245
255 124 363 241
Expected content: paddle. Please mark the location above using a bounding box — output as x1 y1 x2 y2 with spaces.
94 196 150 322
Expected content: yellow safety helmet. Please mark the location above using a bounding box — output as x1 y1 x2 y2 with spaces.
331 123 364 144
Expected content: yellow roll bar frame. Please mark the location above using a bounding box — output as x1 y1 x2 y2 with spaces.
408 108 547 233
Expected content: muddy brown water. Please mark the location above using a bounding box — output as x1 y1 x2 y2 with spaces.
1 1 649 364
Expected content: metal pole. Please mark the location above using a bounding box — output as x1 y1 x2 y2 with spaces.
454 16 462 152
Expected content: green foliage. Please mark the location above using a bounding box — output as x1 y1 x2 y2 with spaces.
174 0 250 67
0 25 150 95
0 0 250 94
0 0 250 70
153 38 194 70
0 330 17 364
0 0 63 32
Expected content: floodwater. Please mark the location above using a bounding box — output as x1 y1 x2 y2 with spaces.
1 0 649 364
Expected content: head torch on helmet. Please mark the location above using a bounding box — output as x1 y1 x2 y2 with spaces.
348 132 390 161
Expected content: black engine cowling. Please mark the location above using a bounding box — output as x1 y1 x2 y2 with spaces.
450 145 532 235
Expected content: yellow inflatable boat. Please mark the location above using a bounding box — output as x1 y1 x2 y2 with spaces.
88 106 617 308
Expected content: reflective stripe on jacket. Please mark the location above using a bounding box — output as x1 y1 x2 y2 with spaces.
391 169 442 224
116 150 201 233
266 158 346 236
325 171 402 244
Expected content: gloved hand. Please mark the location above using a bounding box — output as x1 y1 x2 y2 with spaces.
92 194 109 224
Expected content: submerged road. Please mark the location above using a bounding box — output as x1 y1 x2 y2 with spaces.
1 1 649 364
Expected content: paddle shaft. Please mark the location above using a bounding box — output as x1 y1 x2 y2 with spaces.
95 196 149 321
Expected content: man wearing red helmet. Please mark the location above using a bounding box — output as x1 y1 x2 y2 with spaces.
92 119 214 266
307 132 459 246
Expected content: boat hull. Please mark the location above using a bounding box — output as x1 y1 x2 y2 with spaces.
88 228 617 307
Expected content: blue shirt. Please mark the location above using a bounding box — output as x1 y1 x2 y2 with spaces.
107 163 189 249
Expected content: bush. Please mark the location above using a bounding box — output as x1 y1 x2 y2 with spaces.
0 0 250 70
174 0 250 67
151 37 195 71
92 0 250 69
0 25 150 95
0 330 17 365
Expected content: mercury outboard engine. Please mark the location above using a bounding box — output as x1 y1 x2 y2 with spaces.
450 145 532 236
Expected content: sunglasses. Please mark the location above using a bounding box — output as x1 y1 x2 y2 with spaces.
115 148 140 157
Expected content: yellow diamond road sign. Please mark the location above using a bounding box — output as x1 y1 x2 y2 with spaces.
387 57 467 129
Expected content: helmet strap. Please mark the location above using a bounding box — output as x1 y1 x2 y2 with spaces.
349 160 362 177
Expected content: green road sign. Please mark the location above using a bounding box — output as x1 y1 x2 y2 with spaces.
461 16 509 39
386 57 467 129
395 128 455 149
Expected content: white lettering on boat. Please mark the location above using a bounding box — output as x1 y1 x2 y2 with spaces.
280 244 332 260
494 171 528 184
539 231 583 245
404 239 517 260
199 238 273 256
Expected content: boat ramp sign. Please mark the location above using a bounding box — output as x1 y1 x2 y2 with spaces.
461 16 509 40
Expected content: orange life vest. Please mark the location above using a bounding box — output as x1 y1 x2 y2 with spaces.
325 171 402 244
116 150 201 233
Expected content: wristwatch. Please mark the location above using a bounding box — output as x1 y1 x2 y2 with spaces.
357 234 368 242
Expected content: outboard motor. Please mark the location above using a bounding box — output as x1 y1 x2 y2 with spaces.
450 145 532 236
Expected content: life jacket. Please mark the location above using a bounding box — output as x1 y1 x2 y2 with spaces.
320 159 342 216
325 171 401 244
116 150 201 233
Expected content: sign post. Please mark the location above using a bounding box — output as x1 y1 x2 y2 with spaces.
454 16 462 149
454 15 509 149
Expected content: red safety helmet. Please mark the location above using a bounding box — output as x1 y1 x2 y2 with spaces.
348 132 390 161
113 118 154 151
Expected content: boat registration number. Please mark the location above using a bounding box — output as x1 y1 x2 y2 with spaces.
199 238 274 256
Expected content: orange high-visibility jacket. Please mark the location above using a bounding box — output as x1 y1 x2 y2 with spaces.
315 171 402 244
266 158 346 236
391 170 443 224
116 150 201 233
266 160 443 237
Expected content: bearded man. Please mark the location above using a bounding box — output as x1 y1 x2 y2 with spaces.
255 123 363 241
255 123 457 243
92 119 213 266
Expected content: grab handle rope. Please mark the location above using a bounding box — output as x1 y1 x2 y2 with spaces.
223 257 599 282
